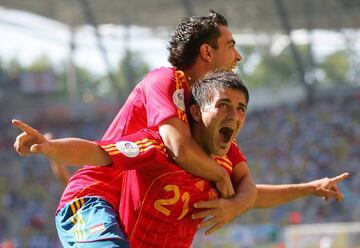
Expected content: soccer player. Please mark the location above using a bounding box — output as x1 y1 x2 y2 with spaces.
14 9 258 245
101 10 247 198
13 70 348 248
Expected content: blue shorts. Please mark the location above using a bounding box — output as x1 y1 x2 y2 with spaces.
55 196 129 248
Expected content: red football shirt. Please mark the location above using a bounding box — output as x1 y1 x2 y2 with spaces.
58 68 188 212
102 67 189 140
101 66 246 164
56 67 247 218
98 130 247 248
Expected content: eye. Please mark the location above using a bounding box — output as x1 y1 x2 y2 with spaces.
217 102 228 109
237 106 246 113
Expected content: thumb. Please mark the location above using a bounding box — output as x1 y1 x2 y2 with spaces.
30 144 45 154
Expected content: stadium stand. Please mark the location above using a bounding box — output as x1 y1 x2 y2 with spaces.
1 88 359 247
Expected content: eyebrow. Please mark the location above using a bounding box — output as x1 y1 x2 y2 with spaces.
218 98 247 109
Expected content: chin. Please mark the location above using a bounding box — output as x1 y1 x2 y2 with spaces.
213 145 231 157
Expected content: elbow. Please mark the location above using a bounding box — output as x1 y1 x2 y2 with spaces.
166 139 190 164
161 133 193 165
250 185 258 208
244 180 258 209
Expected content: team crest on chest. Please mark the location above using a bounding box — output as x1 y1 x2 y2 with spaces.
115 141 140 158
172 89 185 111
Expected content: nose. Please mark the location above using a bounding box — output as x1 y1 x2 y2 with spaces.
228 106 239 121
234 48 242 62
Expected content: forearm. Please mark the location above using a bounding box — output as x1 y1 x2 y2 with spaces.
172 138 228 181
231 164 257 212
253 183 312 208
45 138 112 166
159 120 227 182
233 177 257 211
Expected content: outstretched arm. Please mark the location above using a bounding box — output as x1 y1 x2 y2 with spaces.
191 172 349 235
253 173 349 208
12 119 111 167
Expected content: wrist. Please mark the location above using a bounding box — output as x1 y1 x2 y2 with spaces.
298 182 315 196
230 197 251 214
46 140 61 161
215 167 228 183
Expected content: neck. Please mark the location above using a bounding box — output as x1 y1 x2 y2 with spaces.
182 62 212 87
190 124 209 155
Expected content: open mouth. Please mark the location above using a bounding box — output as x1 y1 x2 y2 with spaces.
219 126 235 143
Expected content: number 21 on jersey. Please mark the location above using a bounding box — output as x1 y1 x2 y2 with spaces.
154 184 190 220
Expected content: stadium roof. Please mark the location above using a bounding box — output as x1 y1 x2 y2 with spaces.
0 0 360 32
1 0 359 103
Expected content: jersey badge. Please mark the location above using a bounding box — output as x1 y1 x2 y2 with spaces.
115 141 140 158
173 88 185 111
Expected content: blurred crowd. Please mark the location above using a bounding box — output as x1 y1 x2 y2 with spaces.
0 92 359 247
238 92 360 226
0 106 116 247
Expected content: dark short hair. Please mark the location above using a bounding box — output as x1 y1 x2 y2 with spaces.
167 10 228 70
190 69 249 111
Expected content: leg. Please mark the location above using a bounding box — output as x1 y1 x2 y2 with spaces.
55 197 129 248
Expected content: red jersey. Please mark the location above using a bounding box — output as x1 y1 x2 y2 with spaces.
101 66 245 163
102 67 189 140
56 67 247 217
98 130 247 248
57 68 188 211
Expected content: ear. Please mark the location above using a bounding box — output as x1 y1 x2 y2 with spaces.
199 43 213 63
190 105 202 122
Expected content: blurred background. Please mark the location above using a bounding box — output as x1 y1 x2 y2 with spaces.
0 0 359 247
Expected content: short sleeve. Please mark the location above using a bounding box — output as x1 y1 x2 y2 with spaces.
96 129 169 170
142 68 189 129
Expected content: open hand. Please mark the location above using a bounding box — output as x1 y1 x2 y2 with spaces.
192 198 246 236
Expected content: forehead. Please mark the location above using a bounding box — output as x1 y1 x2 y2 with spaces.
212 88 246 104
218 25 234 42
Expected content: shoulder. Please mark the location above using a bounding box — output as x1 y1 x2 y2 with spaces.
139 67 177 91
144 67 176 81
226 140 247 164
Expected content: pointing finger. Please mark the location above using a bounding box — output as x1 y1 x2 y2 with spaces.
12 119 44 140
330 173 349 184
